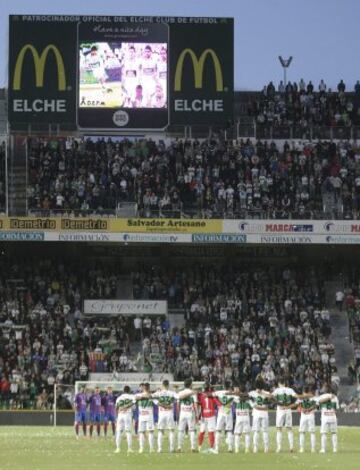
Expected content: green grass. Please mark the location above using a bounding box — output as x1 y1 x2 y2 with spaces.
0 426 359 470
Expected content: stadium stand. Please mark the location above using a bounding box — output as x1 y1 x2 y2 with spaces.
27 136 360 220
0 257 336 409
137 265 335 390
249 79 360 139
0 139 5 214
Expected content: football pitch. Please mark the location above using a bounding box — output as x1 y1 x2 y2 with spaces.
1 426 360 470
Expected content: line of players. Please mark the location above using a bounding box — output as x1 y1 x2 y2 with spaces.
74 377 339 454
80 43 167 108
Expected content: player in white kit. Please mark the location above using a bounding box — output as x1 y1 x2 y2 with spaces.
233 385 252 453
122 45 140 104
272 378 298 452
297 386 317 453
214 381 236 452
140 45 157 105
85 46 110 92
177 378 198 452
318 385 339 453
135 383 156 453
249 378 272 453
157 46 167 102
114 385 135 453
151 380 177 453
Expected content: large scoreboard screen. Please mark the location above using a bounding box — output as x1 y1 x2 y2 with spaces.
79 42 167 109
77 21 169 129
8 16 233 130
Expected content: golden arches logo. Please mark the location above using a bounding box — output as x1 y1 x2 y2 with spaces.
13 44 66 91
174 48 224 92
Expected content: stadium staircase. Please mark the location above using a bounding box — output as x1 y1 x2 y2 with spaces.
325 279 356 401
0 96 7 134
8 137 27 216
116 275 134 299
168 308 186 329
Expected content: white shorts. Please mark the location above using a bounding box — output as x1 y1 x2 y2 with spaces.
178 414 196 432
299 414 315 433
216 412 233 432
158 411 175 430
199 416 216 433
92 68 107 81
276 409 292 428
320 418 337 434
117 413 132 432
234 415 251 434
252 414 269 432
138 417 155 432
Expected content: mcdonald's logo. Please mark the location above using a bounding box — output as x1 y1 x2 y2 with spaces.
13 44 66 91
174 48 224 92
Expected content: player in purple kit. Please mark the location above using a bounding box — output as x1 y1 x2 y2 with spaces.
103 386 117 437
74 386 87 438
89 386 102 437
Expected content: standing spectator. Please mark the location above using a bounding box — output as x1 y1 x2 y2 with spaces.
337 79 346 93
319 79 327 92
134 315 142 341
335 290 344 311
143 316 152 338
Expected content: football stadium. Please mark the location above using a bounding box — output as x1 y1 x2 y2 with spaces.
1 1 360 469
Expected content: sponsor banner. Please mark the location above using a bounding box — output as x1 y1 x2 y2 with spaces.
246 233 360 244
192 233 246 243
170 20 234 125
8 16 77 124
249 234 318 244
121 233 191 243
224 220 315 233
0 232 44 241
325 235 360 244
0 217 222 234
45 232 113 242
322 221 360 234
225 220 360 236
84 299 168 315
115 218 222 233
89 373 174 383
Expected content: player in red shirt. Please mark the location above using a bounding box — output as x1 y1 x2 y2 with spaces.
198 382 221 454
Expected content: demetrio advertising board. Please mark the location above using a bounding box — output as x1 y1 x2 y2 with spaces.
1 217 360 244
8 15 234 129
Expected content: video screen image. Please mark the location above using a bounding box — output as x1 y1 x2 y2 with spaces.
79 42 167 109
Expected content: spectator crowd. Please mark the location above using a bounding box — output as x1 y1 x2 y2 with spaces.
136 265 337 394
250 79 360 137
0 140 5 214
0 259 135 410
0 256 339 409
27 136 360 219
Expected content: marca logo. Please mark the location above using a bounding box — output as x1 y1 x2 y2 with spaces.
174 48 224 113
174 48 223 92
265 224 313 232
12 44 67 113
324 222 360 233
13 44 66 91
